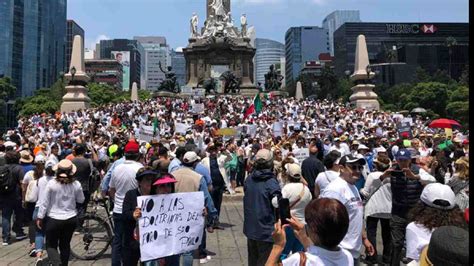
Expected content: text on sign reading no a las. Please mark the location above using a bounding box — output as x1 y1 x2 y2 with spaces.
137 192 205 261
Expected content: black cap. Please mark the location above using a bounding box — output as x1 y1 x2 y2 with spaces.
339 154 366 166
426 226 469 266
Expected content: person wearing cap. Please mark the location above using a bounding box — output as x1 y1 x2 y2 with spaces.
360 156 392 264
418 226 469 266
21 154 46 255
321 154 375 264
32 159 56 264
109 140 144 266
36 159 85 266
379 148 423 266
314 150 341 198
405 183 467 264
171 151 217 265
271 163 311 260
122 167 158 266
301 139 325 198
243 149 281 266
0 151 27 245
168 146 187 173
100 146 125 198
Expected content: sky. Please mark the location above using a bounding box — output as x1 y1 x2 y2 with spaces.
68 0 469 50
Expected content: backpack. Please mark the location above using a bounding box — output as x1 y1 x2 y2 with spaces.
0 166 16 194
25 179 39 203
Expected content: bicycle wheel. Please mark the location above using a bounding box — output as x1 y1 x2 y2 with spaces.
71 214 112 260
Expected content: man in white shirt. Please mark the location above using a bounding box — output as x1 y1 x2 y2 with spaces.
109 140 143 266
321 154 375 265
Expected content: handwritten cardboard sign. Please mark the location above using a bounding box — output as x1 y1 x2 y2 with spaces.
293 148 310 164
175 122 191 134
191 103 205 114
137 192 205 261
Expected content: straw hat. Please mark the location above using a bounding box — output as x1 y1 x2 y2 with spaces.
52 159 77 177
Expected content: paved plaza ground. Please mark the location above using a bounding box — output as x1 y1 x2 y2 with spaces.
0 191 395 266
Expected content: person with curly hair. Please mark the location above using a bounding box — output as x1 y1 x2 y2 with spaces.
448 156 469 210
405 183 467 265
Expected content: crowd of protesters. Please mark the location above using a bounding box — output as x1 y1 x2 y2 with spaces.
0 95 469 266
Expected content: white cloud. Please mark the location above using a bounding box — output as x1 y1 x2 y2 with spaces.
86 34 110 50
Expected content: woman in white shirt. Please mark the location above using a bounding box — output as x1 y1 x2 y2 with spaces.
271 163 312 260
266 198 353 266
405 183 467 265
37 159 85 266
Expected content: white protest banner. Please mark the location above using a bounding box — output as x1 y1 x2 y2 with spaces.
175 122 191 134
293 148 310 164
193 88 206 97
137 192 205 262
401 117 413 126
191 103 205 114
272 122 283 137
139 125 155 142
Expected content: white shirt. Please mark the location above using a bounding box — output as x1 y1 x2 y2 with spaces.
36 175 55 208
109 160 143 214
38 179 85 220
406 222 433 262
282 245 353 266
321 177 364 259
315 170 340 195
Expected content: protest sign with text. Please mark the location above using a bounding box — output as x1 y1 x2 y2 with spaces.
137 192 205 261
139 125 156 142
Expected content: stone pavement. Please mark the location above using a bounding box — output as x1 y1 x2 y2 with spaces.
0 190 396 266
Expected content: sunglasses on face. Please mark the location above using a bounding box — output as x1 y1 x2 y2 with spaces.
348 164 363 171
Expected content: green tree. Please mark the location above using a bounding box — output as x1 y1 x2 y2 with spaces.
87 83 118 107
317 66 338 100
404 82 449 117
336 77 353 103
0 77 17 128
413 67 431 83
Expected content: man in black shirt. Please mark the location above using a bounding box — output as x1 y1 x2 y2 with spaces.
301 139 325 198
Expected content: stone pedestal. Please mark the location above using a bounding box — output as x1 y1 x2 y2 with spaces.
349 35 380 110
61 35 91 113
295 81 303 100
61 85 91 112
131 82 138 101
349 84 380 110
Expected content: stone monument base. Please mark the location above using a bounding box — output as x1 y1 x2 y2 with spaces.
60 85 91 112
349 84 380 110
239 86 259 97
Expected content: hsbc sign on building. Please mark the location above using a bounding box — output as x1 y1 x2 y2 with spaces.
386 24 438 34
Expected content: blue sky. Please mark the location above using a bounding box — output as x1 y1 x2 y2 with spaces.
68 0 469 50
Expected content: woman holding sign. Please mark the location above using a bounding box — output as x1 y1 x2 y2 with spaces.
129 172 181 265
122 167 158 266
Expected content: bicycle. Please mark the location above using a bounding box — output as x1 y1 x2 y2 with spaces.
70 193 114 260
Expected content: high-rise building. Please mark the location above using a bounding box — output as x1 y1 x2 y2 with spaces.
99 39 142 91
333 22 469 85
322 10 361 56
134 36 170 90
285 26 330 87
0 0 67 97
66 20 85 71
255 38 285 86
171 48 186 87
85 59 123 89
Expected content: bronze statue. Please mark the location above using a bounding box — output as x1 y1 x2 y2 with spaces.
158 61 180 93
220 70 241 94
199 77 218 94
264 64 283 91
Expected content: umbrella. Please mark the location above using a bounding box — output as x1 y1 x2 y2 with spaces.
411 107 427 113
429 118 461 129
399 110 409 114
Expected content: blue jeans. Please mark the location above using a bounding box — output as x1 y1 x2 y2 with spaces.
112 213 125 266
181 250 194 266
32 207 45 252
280 226 304 260
1 199 24 241
143 255 180 265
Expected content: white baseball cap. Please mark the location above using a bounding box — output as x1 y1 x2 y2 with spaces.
285 163 302 179
420 183 456 210
183 151 200 164
357 144 370 151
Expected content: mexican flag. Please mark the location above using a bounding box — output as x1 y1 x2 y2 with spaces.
244 93 263 118
153 117 159 136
